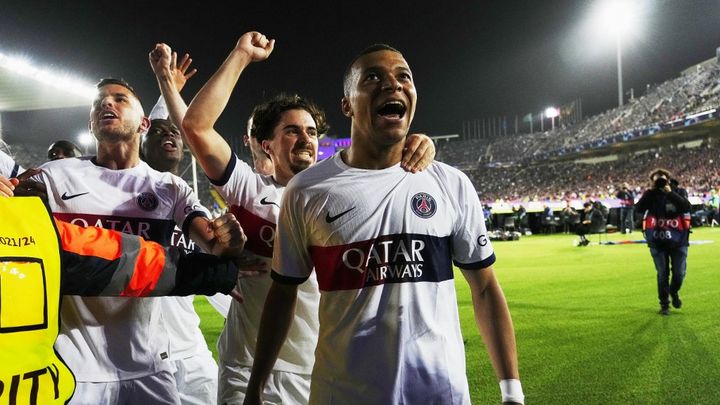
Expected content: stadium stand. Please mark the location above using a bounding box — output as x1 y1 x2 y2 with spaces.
432 56 720 235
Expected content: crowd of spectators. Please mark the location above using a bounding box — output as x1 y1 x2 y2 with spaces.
432 58 720 206
445 58 720 166
464 140 719 203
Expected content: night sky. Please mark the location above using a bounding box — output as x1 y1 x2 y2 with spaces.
2 0 720 147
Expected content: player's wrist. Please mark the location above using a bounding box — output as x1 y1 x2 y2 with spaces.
499 379 524 404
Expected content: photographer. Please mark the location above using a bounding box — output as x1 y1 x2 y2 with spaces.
635 169 691 316
616 183 635 234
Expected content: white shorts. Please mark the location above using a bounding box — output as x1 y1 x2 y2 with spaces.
170 354 219 405
69 370 179 405
217 361 310 405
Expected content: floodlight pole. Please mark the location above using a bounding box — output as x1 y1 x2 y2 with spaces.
616 34 623 107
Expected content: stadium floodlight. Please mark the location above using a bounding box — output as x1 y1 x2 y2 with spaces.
545 107 559 130
77 131 94 154
588 0 645 108
0 51 96 101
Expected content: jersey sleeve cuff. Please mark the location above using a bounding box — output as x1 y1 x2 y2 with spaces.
208 154 237 186
271 269 309 285
182 210 210 239
453 252 496 270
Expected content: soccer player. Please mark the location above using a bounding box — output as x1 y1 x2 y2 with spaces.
25 77 246 405
181 32 436 404
0 182 241 405
146 42 230 405
245 44 524 404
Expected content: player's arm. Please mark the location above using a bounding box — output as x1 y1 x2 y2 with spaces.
56 218 238 297
188 213 246 258
148 43 196 127
12 168 47 201
401 133 436 172
461 266 524 405
182 31 275 181
243 279 299 405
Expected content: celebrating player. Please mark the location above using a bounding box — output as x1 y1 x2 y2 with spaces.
245 44 524 404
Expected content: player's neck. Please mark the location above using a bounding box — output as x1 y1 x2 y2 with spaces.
343 136 403 170
95 141 141 170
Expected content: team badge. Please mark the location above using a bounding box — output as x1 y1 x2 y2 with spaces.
136 192 159 211
410 192 436 219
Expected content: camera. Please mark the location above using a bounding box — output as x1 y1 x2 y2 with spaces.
654 177 668 189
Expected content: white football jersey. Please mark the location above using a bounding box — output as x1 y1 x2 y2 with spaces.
213 156 319 374
34 156 209 381
0 149 23 178
273 153 495 404
159 227 213 361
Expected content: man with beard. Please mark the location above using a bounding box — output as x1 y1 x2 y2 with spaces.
26 76 247 405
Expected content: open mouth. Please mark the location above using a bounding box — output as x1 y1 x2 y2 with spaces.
162 139 178 151
99 111 118 122
376 101 407 120
293 149 314 159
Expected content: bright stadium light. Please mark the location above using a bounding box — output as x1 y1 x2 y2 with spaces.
0 51 96 100
77 131 94 154
588 0 645 107
545 107 559 130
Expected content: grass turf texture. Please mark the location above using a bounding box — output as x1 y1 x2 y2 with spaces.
196 226 720 404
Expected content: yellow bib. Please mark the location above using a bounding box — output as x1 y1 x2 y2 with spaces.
0 197 75 404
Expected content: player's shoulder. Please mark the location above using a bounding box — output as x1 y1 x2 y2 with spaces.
40 156 91 169
423 160 473 186
287 153 343 191
37 156 93 177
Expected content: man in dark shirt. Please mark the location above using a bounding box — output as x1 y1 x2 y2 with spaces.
635 169 691 315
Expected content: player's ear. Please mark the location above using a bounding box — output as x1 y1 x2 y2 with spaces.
138 116 151 133
341 97 353 118
261 139 271 155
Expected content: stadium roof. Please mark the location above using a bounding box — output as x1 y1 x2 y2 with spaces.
0 54 93 112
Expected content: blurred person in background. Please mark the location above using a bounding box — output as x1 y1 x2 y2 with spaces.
47 140 83 161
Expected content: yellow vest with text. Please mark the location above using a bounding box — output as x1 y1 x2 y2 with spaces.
0 197 75 404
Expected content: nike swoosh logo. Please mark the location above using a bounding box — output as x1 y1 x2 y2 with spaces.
260 197 279 207
61 191 89 200
326 207 355 223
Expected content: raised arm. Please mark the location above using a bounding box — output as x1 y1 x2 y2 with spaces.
149 43 197 128
182 31 275 180
461 266 524 405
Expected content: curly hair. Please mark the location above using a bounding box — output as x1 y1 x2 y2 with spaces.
249 93 329 143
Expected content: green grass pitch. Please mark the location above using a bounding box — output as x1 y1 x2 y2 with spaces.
195 226 720 404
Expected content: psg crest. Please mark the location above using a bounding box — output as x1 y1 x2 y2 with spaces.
136 192 159 211
411 192 436 219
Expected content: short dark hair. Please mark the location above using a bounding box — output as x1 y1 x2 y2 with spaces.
250 93 329 143
96 77 139 99
343 44 402 97
583 202 592 208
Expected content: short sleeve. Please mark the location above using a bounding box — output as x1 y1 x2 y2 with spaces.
271 181 314 283
451 172 495 270
173 177 210 236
